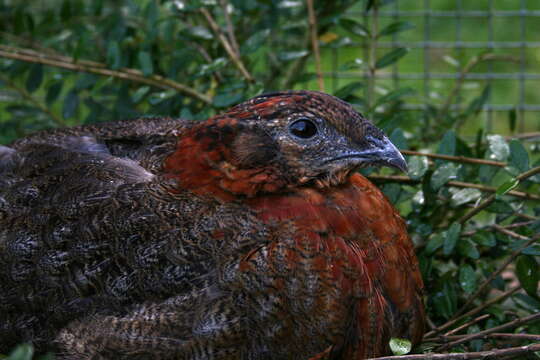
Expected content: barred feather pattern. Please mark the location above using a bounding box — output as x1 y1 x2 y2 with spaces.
0 91 424 359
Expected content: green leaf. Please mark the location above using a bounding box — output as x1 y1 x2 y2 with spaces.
6 343 33 360
437 130 456 156
212 92 244 108
443 222 461 256
145 0 159 27
487 199 514 214
479 164 499 184
60 0 72 22
132 86 150 103
487 134 510 161
45 81 63 105
465 85 490 117
106 41 121 69
340 18 370 38
186 26 213 40
138 51 153 76
408 156 428 180
433 280 458 319
374 87 415 109
472 232 496 247
242 29 270 54
62 90 79 119
496 178 519 197
277 51 309 61
516 255 539 298
430 163 459 190
459 265 477 293
334 81 363 99
508 139 529 173
25 63 43 93
450 188 482 207
458 238 480 259
197 57 228 77
389 338 412 356
426 233 444 254
389 128 407 150
375 47 409 69
378 21 414 38
338 59 363 71
513 293 540 312
508 107 517 132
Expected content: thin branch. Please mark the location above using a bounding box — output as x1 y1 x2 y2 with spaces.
437 312 540 351
307 0 324 91
492 224 531 240
506 131 540 140
450 233 540 320
0 73 65 126
281 40 310 89
366 4 379 109
366 175 540 201
458 165 540 224
401 150 506 168
376 343 540 360
439 53 519 122
443 314 491 336
427 333 540 343
369 342 540 360
484 333 540 341
424 286 521 338
460 221 537 238
199 8 254 83
0 44 212 104
218 0 240 56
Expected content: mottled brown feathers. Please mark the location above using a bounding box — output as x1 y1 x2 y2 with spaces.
0 90 423 359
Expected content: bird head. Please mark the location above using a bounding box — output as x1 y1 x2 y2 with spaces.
165 90 406 199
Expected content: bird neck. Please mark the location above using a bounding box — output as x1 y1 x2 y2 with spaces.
163 117 288 201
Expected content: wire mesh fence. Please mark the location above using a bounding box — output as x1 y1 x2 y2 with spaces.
320 0 540 135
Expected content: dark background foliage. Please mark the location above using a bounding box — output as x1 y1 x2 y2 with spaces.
0 0 539 359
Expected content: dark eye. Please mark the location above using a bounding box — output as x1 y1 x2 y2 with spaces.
289 119 318 139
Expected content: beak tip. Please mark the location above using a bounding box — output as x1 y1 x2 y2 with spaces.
389 154 408 173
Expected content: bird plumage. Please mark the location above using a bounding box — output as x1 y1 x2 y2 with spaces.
0 90 424 359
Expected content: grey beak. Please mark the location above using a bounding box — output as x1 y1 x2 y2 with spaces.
359 134 408 173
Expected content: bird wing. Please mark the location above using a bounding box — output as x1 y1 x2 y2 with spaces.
0 135 191 347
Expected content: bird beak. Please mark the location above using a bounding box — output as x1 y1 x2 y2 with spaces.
369 134 408 172
351 134 408 173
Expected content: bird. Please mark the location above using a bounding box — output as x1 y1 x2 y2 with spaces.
0 90 424 359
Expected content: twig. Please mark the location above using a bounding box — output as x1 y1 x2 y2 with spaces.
0 45 212 104
506 132 540 140
437 312 540 350
443 314 491 336
492 224 531 240
424 286 521 338
401 150 506 168
199 8 254 83
460 221 536 238
218 0 240 56
366 4 379 109
369 342 540 359
307 0 324 91
366 175 540 201
485 333 540 341
458 165 540 224
439 53 519 122
0 73 65 126
450 233 540 320
426 333 540 343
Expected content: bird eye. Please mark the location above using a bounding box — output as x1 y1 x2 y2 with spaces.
289 119 318 139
